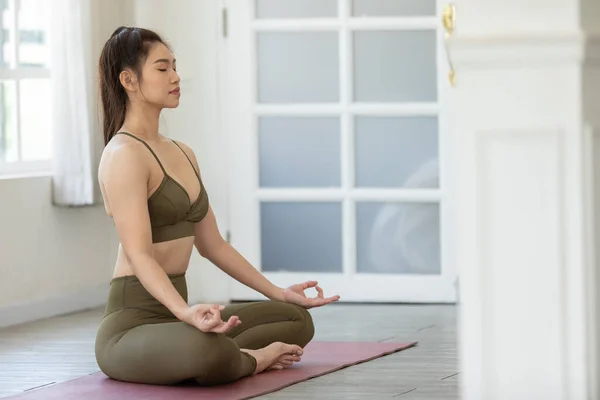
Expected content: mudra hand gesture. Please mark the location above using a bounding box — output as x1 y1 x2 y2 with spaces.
282 281 340 309
182 304 241 333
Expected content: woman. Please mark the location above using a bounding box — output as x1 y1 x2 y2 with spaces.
94 26 340 386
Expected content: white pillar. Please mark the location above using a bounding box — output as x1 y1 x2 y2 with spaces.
452 0 600 398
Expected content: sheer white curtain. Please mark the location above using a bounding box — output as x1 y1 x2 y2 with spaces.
50 0 95 206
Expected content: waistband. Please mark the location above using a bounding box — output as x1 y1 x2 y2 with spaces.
104 273 188 317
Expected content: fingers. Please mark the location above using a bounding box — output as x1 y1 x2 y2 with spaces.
285 283 340 309
206 311 222 326
198 315 220 332
229 316 242 328
316 285 324 299
209 306 222 321
195 305 230 332
306 295 340 308
320 295 340 304
300 280 318 290
204 304 225 313
219 316 238 331
197 304 225 318
315 286 339 302
212 316 241 334
310 286 338 304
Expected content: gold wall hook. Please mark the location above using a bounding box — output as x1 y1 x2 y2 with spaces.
442 3 456 86
442 4 455 35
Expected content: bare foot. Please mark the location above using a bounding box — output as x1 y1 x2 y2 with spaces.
266 352 303 371
241 342 303 374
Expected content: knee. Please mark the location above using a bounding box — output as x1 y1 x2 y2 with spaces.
288 303 315 347
192 335 249 386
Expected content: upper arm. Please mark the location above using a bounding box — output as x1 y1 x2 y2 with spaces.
194 205 226 257
100 145 154 261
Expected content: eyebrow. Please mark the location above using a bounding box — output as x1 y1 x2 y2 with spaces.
153 58 176 64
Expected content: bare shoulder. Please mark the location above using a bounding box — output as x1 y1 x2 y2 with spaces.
99 135 149 181
97 136 156 255
172 139 201 172
98 136 151 214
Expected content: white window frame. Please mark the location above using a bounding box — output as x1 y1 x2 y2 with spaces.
0 0 52 176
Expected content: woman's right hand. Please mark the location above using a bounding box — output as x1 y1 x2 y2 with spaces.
181 304 241 333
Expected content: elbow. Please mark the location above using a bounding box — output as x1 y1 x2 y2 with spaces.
196 237 228 260
125 250 155 274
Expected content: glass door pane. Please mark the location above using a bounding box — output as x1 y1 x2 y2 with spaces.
261 202 343 272
352 0 436 17
353 31 437 102
256 0 337 19
257 32 339 103
259 116 341 187
356 202 441 275
354 116 439 188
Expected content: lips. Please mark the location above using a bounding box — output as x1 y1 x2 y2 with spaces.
170 87 180 94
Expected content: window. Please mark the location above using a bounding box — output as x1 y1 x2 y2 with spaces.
0 0 51 175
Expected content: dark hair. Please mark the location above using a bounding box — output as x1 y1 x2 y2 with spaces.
98 26 170 146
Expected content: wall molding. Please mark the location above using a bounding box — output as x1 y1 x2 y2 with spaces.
474 128 567 398
449 33 600 68
586 124 600 400
0 285 108 329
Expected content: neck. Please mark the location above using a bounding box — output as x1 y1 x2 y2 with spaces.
121 101 161 141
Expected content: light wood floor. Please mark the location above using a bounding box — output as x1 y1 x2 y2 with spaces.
0 303 459 399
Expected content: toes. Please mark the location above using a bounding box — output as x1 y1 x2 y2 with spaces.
281 355 301 363
277 354 301 367
284 344 303 355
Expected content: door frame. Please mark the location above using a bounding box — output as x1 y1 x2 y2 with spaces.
218 0 457 303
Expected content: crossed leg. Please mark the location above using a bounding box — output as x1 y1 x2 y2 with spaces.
221 300 315 349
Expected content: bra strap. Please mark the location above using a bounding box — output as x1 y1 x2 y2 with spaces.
171 140 201 180
115 131 167 175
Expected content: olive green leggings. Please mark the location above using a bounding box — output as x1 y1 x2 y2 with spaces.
94 273 315 385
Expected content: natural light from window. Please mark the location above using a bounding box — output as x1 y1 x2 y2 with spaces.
0 0 51 175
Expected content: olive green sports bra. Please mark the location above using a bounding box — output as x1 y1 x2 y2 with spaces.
116 132 209 243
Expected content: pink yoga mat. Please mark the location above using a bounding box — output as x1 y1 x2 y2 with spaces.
7 341 416 400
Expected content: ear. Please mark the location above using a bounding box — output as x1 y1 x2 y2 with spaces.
119 69 138 92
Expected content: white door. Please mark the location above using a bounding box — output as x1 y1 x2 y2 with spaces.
220 0 456 303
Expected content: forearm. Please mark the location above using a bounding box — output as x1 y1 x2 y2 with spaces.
129 253 191 319
205 242 284 301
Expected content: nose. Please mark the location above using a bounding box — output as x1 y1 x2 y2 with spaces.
171 69 180 84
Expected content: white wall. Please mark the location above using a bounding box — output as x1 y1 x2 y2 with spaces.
0 176 118 326
452 0 600 398
0 0 229 327
0 0 135 328
133 0 231 305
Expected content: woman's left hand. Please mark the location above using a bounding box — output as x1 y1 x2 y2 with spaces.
281 281 340 309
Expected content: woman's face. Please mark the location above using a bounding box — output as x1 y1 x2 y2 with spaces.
130 42 181 109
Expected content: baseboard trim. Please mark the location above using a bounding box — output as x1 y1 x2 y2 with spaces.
0 284 108 329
